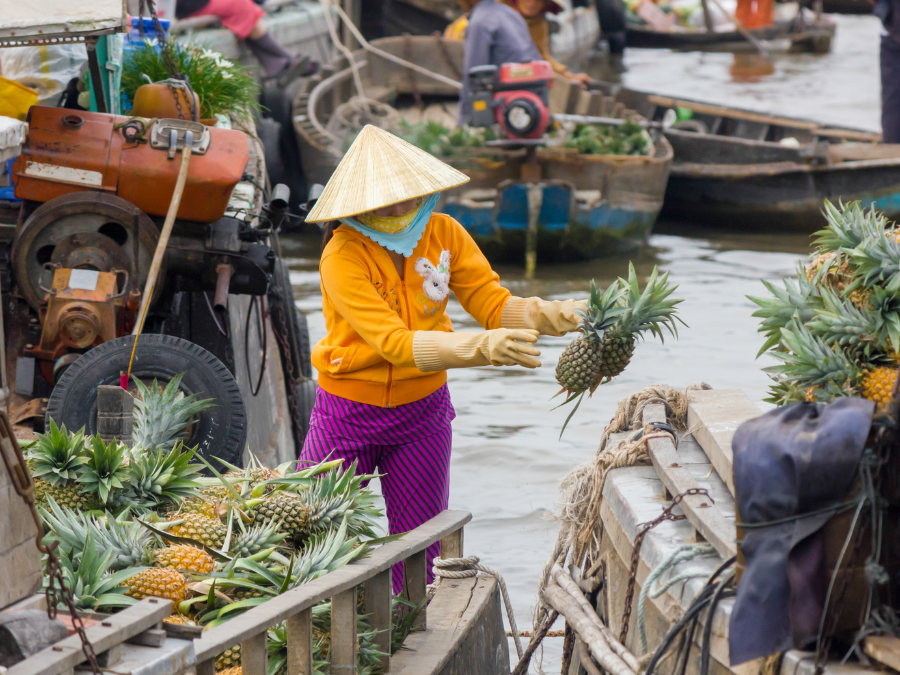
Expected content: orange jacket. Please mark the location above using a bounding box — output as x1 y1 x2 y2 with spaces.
313 213 513 407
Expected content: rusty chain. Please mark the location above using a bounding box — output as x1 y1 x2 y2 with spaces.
0 412 101 674
619 487 713 644
137 0 196 121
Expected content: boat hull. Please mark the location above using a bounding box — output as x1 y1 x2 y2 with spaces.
662 160 900 230
625 19 834 53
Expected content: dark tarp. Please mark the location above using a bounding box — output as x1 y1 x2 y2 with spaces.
729 397 874 664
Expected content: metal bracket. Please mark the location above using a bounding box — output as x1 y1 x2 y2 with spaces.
149 119 211 156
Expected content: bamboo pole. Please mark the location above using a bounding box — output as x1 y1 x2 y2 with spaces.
550 564 641 673
132 143 192 335
542 582 636 675
704 0 770 55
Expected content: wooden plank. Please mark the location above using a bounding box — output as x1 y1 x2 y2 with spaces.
196 658 216 675
193 510 471 662
829 143 900 162
125 628 166 648
440 528 464 559
406 550 428 630
8 599 172 675
364 571 392 673
864 636 900 671
686 389 761 497
643 404 737 560
286 609 313 675
647 94 820 130
587 92 604 117
242 631 267 675
331 587 357 670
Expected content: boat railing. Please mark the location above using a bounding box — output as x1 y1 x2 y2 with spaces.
193 509 472 675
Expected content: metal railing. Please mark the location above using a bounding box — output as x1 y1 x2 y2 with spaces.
193 509 471 675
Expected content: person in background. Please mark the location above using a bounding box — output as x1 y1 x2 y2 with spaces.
877 0 900 142
457 0 542 124
174 0 308 81
504 0 593 87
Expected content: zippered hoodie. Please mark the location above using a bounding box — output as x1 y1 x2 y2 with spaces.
313 213 520 407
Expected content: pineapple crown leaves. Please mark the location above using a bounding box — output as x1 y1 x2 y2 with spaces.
78 436 129 505
764 321 862 391
813 200 890 254
576 279 627 341
29 419 89 486
749 264 824 356
132 373 216 452
47 530 146 611
289 518 371 589
126 442 203 507
806 286 884 353
846 227 900 295
609 263 686 342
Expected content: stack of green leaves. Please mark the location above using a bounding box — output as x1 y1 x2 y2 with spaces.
563 121 650 156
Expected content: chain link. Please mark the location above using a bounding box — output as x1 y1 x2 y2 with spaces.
0 412 101 674
619 487 713 644
137 0 196 121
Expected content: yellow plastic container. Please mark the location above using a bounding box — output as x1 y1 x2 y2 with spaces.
0 76 38 121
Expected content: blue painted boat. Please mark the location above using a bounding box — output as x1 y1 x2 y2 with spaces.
292 36 673 263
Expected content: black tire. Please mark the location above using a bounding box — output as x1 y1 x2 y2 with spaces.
46 334 247 467
296 312 313 379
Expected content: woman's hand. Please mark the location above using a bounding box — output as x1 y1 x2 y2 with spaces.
412 329 542 371
502 297 587 336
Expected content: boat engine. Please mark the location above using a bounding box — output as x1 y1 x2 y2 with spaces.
9 107 278 385
467 61 554 139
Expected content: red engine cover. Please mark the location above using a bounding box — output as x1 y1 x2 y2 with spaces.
13 107 249 223
498 60 554 86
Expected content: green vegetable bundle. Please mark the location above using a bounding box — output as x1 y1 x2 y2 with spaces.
563 121 650 156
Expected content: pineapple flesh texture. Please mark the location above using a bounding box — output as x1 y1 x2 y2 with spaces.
34 479 91 511
155 544 216 574
253 491 311 542
125 568 188 604
215 646 241 671
168 513 227 549
555 339 604 396
862 366 898 406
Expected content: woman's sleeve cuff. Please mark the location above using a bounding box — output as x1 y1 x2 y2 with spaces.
501 296 532 329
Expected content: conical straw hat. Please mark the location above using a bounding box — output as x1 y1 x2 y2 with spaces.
305 125 470 223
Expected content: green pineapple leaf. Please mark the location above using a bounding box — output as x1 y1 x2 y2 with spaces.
29 419 88 486
78 436 128 505
132 373 216 452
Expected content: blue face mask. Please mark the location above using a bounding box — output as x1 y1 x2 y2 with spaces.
339 193 440 258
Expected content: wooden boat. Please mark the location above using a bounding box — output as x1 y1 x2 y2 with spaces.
625 16 835 53
820 0 873 14
601 86 900 231
292 36 673 263
559 387 891 675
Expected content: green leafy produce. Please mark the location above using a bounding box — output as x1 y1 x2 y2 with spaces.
121 42 260 121
391 119 497 156
563 121 650 156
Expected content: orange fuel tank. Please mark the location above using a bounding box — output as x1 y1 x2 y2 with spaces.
13 106 249 223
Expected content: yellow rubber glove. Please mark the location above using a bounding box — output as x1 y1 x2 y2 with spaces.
501 297 587 336
412 329 541 372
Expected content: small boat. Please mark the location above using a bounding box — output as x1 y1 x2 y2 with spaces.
625 15 835 53
819 0 873 14
602 86 899 231
292 36 673 263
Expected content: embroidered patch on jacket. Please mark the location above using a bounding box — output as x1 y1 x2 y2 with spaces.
415 250 451 304
373 281 401 314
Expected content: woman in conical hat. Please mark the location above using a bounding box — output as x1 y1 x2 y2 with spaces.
303 125 585 593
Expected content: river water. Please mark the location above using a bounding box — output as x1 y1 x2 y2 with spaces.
284 13 882 670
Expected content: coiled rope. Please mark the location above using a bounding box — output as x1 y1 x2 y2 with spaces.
428 555 523 660
637 543 717 653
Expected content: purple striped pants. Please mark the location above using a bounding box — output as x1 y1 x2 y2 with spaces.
299 384 455 595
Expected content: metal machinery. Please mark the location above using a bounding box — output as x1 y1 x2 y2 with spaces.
0 4 311 464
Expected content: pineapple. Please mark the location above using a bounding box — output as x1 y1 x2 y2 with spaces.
215 646 241 671
168 513 227 549
217 668 241 675
155 544 216 575
132 374 215 451
229 522 287 558
29 420 89 510
78 436 128 506
163 614 194 626
252 491 310 542
861 365 899 406
178 496 228 522
125 568 188 604
127 443 203 509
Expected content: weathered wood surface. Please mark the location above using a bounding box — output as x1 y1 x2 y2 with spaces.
864 636 900 672
8 599 172 675
193 510 471 662
0 426 42 611
391 576 509 675
686 389 762 497
643 404 737 560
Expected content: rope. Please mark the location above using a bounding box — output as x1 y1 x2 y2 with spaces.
637 544 716 653
428 556 524 660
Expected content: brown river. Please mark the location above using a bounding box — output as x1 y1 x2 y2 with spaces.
284 13 881 670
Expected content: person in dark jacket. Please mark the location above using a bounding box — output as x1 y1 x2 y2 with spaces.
457 0 542 125
878 0 900 142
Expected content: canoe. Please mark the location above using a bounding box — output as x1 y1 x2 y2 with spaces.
625 16 835 53
820 0 873 13
292 36 673 263
603 86 899 231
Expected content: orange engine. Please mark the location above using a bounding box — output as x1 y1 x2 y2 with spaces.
12 106 249 223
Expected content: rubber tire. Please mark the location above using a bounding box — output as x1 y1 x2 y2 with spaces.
46 334 247 467
295 312 313 380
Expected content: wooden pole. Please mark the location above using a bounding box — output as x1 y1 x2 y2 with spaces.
704 0 770 55
522 148 542 281
700 0 716 33
132 144 192 335
341 0 359 50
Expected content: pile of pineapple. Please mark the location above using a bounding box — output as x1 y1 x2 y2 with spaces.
751 201 900 407
554 263 685 432
27 376 407 675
